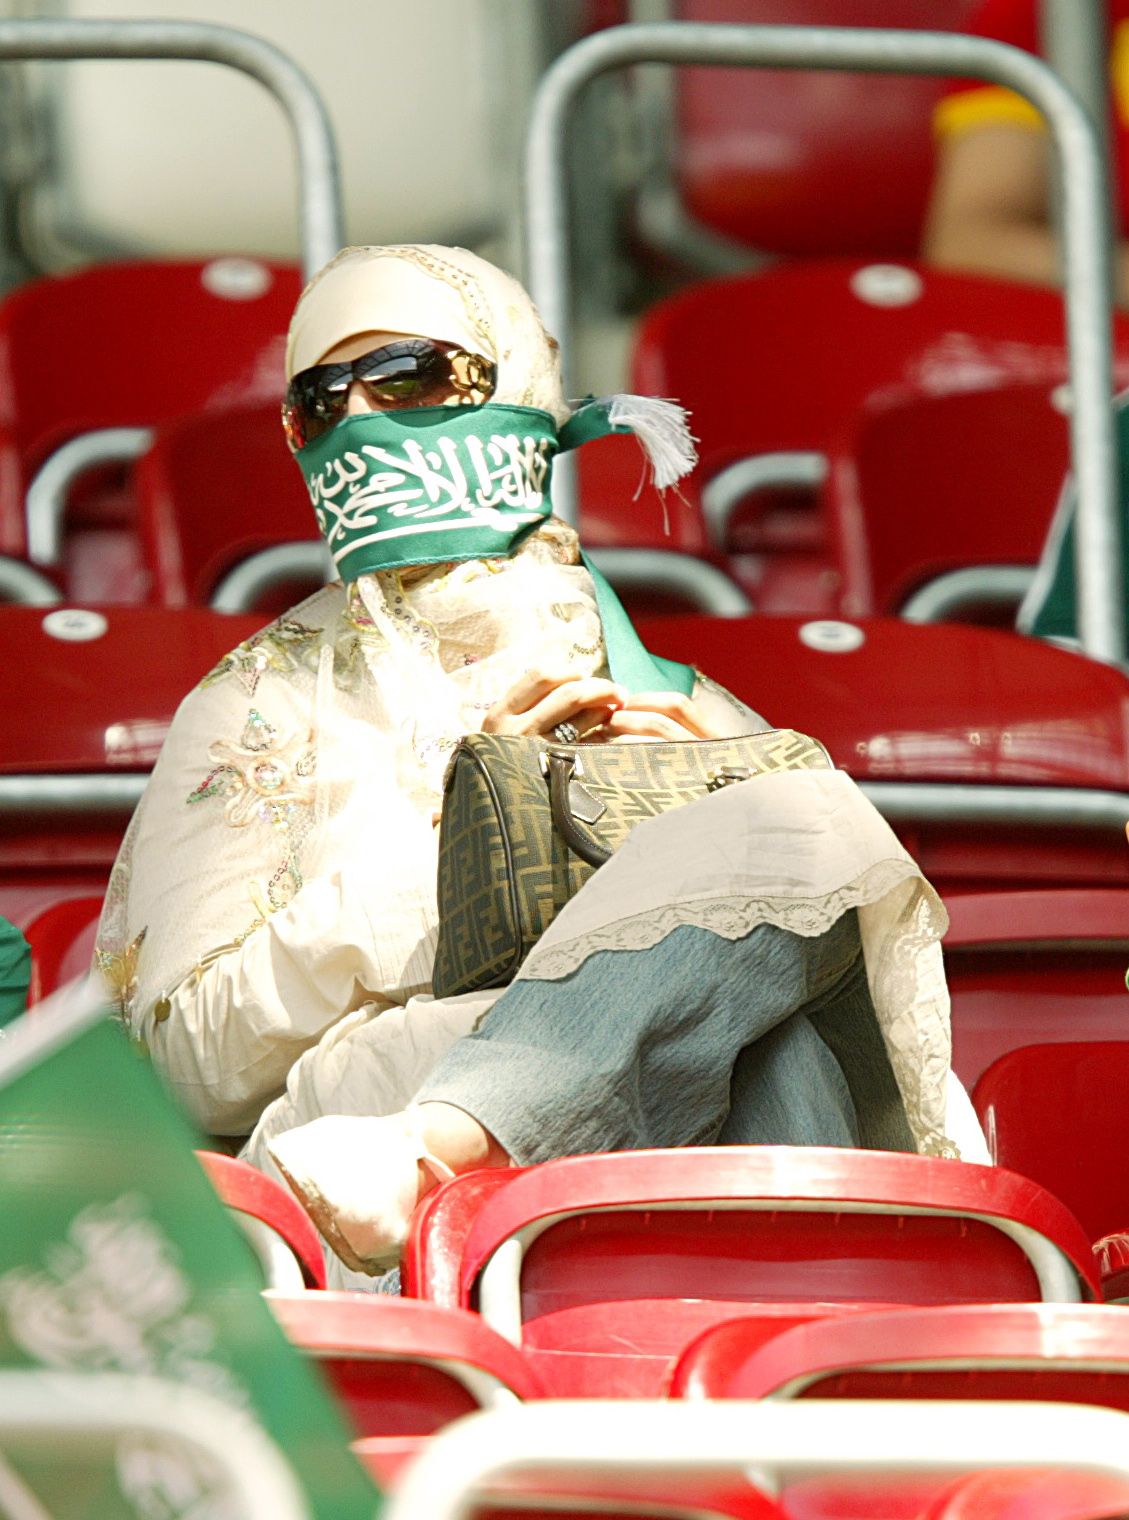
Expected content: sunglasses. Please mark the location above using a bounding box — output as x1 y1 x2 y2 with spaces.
282 337 497 450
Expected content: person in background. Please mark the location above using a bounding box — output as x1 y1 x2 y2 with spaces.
924 0 1129 302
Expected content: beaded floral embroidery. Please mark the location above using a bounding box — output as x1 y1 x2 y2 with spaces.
328 582 391 690
201 595 393 699
188 709 314 825
95 928 146 1025
187 708 315 912
199 619 326 696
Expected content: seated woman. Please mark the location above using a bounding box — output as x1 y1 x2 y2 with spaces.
96 244 983 1284
924 0 1129 302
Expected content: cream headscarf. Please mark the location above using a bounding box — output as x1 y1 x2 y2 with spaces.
285 243 572 424
286 244 696 494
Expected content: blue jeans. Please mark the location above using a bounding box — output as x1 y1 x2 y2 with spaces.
417 910 913 1163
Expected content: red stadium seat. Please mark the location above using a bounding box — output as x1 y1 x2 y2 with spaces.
0 603 263 888
404 1167 520 1305
195 1149 327 1291
1094 1233 1129 1305
136 402 321 612
23 892 102 1005
405 1170 872 1391
823 384 1070 621
670 0 976 259
919 1468 1129 1520
625 261 1129 613
635 613 1129 893
943 899 1129 1091
632 261 1089 486
667 1304 1129 1407
404 1148 1098 1398
0 258 300 597
268 1291 541 1485
577 433 710 557
971 1044 1129 1244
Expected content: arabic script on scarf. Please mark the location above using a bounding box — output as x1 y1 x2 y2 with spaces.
306 433 553 550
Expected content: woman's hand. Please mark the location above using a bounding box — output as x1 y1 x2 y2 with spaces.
482 669 626 739
592 690 731 743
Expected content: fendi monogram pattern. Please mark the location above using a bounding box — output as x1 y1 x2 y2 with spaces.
433 729 832 998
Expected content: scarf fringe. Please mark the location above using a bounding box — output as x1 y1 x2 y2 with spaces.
606 395 698 491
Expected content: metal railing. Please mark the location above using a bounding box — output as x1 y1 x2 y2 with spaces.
858 781 1129 832
0 19 342 277
900 566 1038 624
0 774 147 813
209 542 334 614
524 23 1121 663
0 554 60 604
700 452 827 550
6 766 1128 837
5 19 344 577
1041 0 1109 163
387 1400 1129 1520
26 427 153 568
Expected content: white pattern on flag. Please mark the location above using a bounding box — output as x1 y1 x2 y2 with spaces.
307 433 553 551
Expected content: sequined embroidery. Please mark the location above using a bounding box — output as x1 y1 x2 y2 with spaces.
186 708 315 923
326 583 391 690
198 619 326 695
384 573 441 659
95 927 146 1025
187 709 315 829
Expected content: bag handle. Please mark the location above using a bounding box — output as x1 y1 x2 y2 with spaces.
544 749 612 868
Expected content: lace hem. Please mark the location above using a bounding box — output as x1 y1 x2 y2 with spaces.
862 881 954 1159
518 857 925 980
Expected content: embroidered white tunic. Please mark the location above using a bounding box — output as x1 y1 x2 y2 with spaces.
95 239 976 1178
96 521 974 1171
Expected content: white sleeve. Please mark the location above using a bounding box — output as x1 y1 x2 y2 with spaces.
97 605 442 1139
141 856 438 1137
945 1068 993 1164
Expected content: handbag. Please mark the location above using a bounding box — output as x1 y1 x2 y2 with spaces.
432 727 833 999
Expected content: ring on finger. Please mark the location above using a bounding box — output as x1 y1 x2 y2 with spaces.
552 721 581 744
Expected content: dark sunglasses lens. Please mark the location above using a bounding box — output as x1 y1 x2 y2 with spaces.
355 344 457 408
284 345 496 447
285 367 350 446
282 398 307 451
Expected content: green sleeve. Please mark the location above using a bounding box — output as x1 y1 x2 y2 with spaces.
1023 395 1129 645
0 916 30 1028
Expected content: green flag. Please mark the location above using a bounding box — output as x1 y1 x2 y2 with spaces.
0 989 381 1520
0 917 29 1029
1020 395 1129 647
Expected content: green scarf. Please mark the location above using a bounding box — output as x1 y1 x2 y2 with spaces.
294 399 696 695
